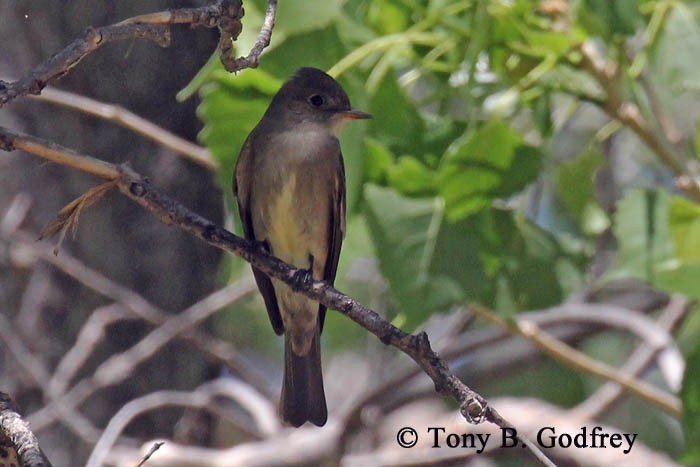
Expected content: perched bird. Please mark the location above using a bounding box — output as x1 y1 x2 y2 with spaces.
233 67 371 426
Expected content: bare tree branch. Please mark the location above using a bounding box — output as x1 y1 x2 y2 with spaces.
134 441 164 467
577 40 700 200
120 397 677 467
1 227 272 397
0 392 53 467
573 295 690 419
470 303 682 416
221 0 277 71
27 278 257 432
0 0 246 108
0 312 102 443
86 379 278 467
31 87 216 169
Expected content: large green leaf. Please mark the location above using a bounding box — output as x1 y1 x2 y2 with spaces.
437 120 542 220
242 0 343 51
274 0 344 37
362 184 583 323
363 185 487 328
475 208 584 314
386 156 436 196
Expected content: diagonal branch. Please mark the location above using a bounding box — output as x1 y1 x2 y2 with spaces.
470 303 682 416
577 40 700 201
31 88 217 169
0 126 555 466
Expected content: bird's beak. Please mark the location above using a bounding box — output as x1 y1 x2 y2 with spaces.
337 109 372 120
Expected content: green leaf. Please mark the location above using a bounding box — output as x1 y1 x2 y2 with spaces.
364 137 395 184
578 0 646 38
681 341 700 464
655 263 700 299
274 0 343 36
341 116 370 211
386 156 436 195
477 209 584 313
438 120 542 221
654 195 700 298
516 27 577 58
493 145 543 196
196 68 281 188
363 185 488 328
446 119 523 168
260 25 348 78
669 195 700 261
539 64 605 102
368 72 424 152
553 148 608 235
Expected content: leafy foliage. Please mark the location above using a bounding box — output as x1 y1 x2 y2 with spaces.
191 0 700 460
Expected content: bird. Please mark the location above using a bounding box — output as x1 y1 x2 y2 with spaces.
233 67 371 426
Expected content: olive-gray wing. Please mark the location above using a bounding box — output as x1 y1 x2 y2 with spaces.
319 149 346 331
234 139 284 335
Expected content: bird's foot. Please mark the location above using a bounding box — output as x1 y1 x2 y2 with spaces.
291 254 314 292
291 267 313 292
249 238 270 256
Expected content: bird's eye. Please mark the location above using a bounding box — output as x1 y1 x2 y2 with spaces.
309 94 325 107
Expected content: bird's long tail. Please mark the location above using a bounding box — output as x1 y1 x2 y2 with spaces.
280 328 327 427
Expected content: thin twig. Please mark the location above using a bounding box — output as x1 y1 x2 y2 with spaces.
470 303 682 416
0 312 101 443
573 295 691 419
47 304 129 398
221 0 277 71
577 40 700 201
337 297 677 453
0 130 118 179
27 278 257 432
134 441 164 467
1 227 273 397
86 379 279 467
31 87 216 169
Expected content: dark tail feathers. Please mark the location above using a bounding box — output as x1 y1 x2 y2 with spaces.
280 330 327 427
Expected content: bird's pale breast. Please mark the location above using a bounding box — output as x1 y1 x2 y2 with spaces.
250 128 337 354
